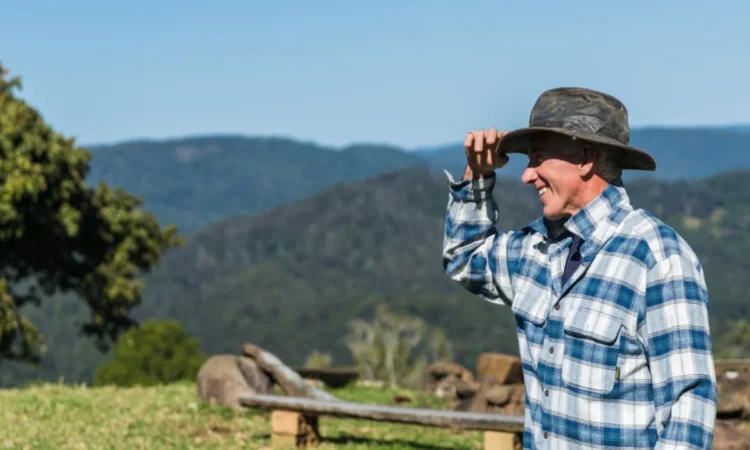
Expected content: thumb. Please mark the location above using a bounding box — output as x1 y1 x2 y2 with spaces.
495 152 509 167
493 131 510 166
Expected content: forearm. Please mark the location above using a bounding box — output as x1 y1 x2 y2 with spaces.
442 169 514 305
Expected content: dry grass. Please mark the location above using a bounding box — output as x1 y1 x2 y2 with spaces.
0 381 483 449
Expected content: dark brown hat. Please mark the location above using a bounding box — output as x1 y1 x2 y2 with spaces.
498 87 656 171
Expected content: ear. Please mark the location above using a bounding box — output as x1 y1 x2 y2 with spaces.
579 144 597 177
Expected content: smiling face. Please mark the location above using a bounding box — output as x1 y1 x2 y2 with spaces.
520 134 604 220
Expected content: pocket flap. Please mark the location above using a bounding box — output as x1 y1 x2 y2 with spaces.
564 307 622 344
511 277 553 326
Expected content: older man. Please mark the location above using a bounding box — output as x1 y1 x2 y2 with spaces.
443 88 717 449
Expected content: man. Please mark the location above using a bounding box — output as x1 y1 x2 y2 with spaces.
443 87 717 449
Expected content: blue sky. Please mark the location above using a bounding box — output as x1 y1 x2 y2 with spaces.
2 1 749 149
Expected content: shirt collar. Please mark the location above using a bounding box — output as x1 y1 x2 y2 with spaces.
527 179 631 243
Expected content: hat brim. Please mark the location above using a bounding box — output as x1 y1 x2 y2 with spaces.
498 127 656 171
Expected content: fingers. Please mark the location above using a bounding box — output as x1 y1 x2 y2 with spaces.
496 151 509 167
473 130 484 153
494 129 510 166
465 128 507 149
485 128 498 146
464 132 474 152
464 128 511 173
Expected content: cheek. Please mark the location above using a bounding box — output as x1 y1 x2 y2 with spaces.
540 164 577 199
537 163 565 189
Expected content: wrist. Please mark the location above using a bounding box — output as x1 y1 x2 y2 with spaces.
463 165 495 180
448 168 496 203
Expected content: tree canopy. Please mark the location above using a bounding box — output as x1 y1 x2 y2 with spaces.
93 319 205 387
0 63 181 363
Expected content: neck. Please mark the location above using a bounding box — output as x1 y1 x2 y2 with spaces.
578 177 611 205
563 177 612 218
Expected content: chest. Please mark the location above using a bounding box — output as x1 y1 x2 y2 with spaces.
510 236 651 396
510 234 649 326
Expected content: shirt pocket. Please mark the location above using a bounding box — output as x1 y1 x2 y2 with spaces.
561 306 624 396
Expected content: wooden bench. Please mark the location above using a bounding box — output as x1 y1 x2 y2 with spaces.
240 394 525 449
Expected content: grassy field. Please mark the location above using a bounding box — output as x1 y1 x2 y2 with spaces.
0 381 485 449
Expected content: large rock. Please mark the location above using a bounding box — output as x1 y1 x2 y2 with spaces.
196 354 273 410
424 361 474 397
433 376 480 400
477 353 523 384
454 380 525 415
427 362 473 382
485 384 513 406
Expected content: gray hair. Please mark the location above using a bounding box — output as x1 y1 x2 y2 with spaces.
555 137 623 183
596 147 622 183
561 140 623 183
594 146 623 183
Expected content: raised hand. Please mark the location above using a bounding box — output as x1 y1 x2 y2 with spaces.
463 127 510 179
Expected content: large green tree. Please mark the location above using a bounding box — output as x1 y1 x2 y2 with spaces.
0 63 181 363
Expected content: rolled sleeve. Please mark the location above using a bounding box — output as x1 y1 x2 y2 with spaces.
445 169 497 202
442 170 517 306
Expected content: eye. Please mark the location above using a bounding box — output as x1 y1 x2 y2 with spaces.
528 148 545 165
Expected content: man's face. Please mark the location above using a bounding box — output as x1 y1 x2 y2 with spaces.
520 135 586 220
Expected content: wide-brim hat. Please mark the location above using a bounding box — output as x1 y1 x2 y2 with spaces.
497 87 656 171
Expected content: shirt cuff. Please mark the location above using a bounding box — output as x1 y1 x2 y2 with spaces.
444 169 496 202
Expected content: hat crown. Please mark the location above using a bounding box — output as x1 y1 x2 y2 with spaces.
529 87 630 145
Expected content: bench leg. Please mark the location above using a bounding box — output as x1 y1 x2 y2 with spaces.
483 431 523 450
271 410 320 448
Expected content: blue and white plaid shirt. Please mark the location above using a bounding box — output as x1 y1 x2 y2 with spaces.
442 171 717 449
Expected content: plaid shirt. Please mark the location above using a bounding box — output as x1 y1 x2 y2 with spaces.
442 172 717 449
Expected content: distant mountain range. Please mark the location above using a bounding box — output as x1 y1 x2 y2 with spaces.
721 124 750 133
83 126 750 235
84 136 427 233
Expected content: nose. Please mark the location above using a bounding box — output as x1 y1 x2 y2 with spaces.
521 166 537 185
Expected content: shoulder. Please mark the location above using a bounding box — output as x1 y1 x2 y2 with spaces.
499 220 550 267
622 207 703 273
507 224 544 254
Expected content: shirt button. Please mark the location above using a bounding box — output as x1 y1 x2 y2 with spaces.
549 347 555 354
554 304 560 311
544 432 549 439
545 390 549 397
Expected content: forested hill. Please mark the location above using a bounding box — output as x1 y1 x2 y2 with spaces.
84 127 750 234
130 166 750 372
5 165 750 387
84 135 427 233
5 135 750 388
